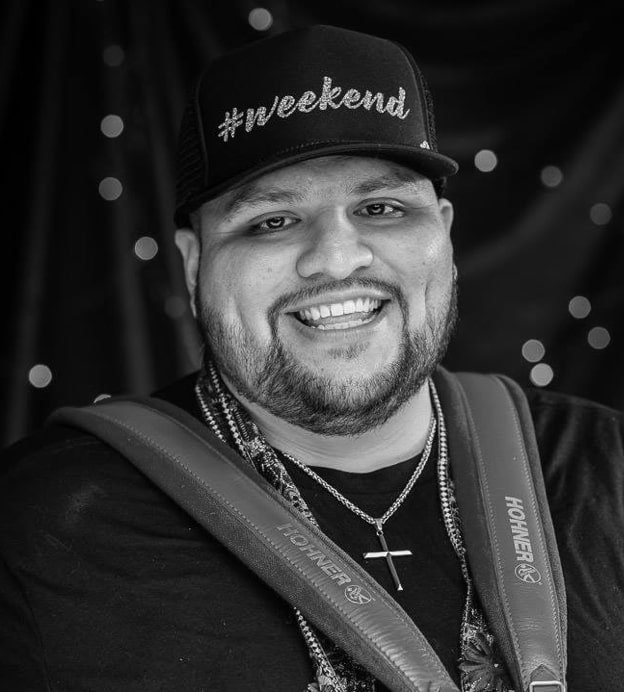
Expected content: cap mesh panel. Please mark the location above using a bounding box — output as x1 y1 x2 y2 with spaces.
175 101 205 223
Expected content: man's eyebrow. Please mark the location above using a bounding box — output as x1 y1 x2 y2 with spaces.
221 184 305 220
216 168 428 220
349 172 427 197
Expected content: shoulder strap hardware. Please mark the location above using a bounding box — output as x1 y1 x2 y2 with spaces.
529 682 566 692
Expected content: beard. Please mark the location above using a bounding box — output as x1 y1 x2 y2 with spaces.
196 276 457 436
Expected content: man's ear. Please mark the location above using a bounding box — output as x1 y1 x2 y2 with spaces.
174 229 201 318
438 198 454 235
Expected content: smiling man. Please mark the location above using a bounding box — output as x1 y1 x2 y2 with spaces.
2 24 624 692
177 156 456 447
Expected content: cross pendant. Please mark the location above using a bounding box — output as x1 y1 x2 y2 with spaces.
363 519 412 591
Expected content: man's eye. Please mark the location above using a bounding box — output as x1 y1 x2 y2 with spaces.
359 202 401 217
251 215 297 233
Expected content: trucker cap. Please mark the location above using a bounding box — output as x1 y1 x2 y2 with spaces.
174 24 458 226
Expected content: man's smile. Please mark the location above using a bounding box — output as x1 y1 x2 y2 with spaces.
292 296 385 330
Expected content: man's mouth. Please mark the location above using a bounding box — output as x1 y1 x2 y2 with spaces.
292 297 385 331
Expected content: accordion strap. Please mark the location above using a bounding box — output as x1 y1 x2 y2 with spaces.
441 370 567 692
48 369 567 692
49 395 457 692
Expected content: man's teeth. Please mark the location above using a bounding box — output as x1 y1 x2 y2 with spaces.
315 318 375 330
297 298 382 329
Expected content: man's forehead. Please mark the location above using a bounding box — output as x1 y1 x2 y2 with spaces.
200 155 432 220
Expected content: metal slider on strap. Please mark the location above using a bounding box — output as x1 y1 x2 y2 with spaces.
529 682 565 692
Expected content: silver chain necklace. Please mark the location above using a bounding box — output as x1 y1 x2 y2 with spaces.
194 363 510 692
282 399 436 592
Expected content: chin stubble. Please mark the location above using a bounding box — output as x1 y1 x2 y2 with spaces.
197 279 457 436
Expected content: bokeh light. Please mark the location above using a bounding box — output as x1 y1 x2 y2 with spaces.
134 236 159 261
474 149 498 173
100 114 124 138
589 203 612 226
521 339 545 363
529 363 554 387
588 326 611 350
540 165 563 188
102 44 125 67
568 296 591 319
248 8 273 31
28 364 53 389
99 177 123 201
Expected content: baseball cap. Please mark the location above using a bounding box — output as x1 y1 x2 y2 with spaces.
174 24 458 226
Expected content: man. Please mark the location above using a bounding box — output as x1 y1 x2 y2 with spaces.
1 24 624 692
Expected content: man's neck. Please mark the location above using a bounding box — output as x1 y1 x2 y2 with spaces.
222 376 433 473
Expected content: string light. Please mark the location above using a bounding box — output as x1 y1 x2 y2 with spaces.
100 114 124 138
521 339 545 363
99 177 123 200
529 363 554 387
134 236 158 261
589 203 612 226
474 149 497 173
248 8 273 31
540 165 563 188
28 364 53 389
588 326 611 350
568 296 591 319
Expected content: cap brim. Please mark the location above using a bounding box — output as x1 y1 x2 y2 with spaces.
175 142 458 226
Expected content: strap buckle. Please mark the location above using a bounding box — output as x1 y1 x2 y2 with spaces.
529 682 565 692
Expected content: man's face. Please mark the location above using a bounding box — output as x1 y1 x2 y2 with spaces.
176 155 456 435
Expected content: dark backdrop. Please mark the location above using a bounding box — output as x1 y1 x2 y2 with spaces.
2 0 623 447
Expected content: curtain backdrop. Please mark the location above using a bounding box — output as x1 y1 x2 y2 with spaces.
1 0 622 447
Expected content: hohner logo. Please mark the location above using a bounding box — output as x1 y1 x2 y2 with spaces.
277 523 352 586
505 496 535 563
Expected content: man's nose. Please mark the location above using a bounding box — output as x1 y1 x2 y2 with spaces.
296 212 374 280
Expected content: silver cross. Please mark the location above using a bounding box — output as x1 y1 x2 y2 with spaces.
363 519 412 591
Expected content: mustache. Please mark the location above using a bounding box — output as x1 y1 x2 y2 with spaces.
269 277 406 318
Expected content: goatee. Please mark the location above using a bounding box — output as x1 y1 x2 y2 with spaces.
197 278 457 436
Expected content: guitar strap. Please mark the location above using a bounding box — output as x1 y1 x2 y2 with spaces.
48 369 566 692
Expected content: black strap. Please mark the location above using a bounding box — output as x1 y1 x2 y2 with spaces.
49 395 457 692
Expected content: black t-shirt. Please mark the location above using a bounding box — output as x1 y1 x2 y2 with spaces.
1 372 624 691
